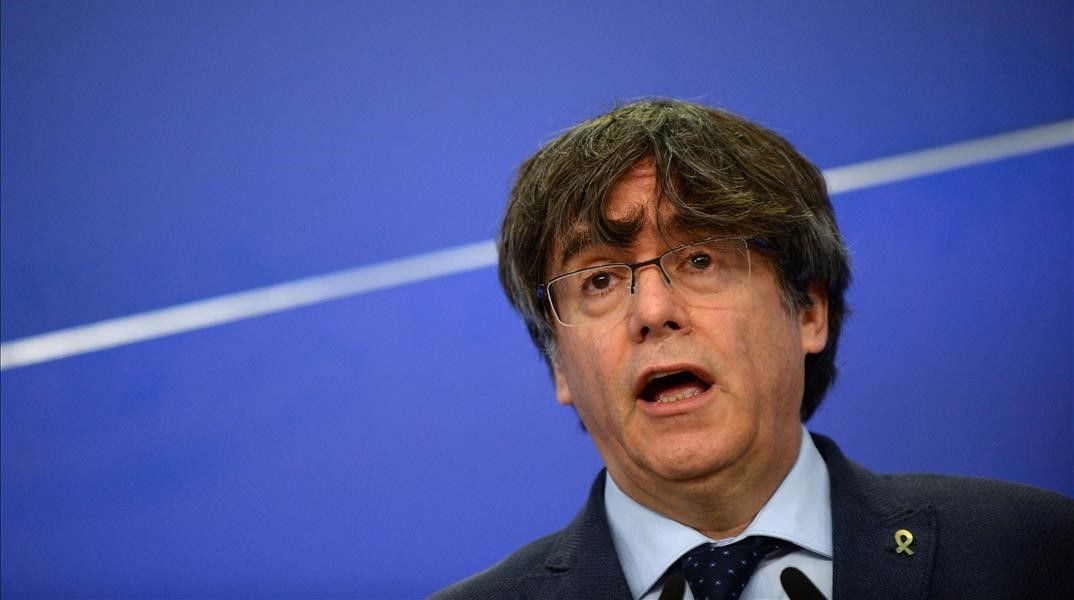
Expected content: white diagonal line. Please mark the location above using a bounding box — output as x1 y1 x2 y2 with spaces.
0 240 496 370
2 119 1072 371
824 120 1073 194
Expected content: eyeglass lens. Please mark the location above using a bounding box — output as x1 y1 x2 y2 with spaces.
548 238 751 326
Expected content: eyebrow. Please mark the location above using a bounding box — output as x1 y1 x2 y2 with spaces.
553 212 703 271
556 230 603 270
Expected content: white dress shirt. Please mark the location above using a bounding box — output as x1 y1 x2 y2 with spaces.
605 426 833 599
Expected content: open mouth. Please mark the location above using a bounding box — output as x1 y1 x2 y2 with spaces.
639 370 713 404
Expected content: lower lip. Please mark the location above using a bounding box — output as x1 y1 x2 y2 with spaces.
635 385 713 417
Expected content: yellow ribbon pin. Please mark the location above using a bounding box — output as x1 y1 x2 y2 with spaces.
894 529 914 555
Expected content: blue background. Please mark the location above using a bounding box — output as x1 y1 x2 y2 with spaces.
2 1 1071 597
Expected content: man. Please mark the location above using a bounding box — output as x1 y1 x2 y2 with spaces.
434 99 1073 599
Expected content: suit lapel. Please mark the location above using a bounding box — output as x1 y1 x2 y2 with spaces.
515 471 633 600
814 434 937 600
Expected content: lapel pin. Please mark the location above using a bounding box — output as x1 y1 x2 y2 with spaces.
894 529 914 555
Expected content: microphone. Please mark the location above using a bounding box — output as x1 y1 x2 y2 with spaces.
780 566 827 600
657 572 685 600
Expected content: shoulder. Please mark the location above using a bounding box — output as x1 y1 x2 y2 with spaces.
430 531 560 600
888 473 1074 596
886 471 1074 518
816 433 1074 540
883 471 1074 541
814 433 1074 597
431 471 628 599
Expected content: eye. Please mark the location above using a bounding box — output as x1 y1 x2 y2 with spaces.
584 271 615 291
686 252 713 270
577 268 626 296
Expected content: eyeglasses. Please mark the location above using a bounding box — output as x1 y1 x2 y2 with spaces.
538 237 756 327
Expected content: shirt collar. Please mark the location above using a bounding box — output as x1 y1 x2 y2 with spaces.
604 426 832 599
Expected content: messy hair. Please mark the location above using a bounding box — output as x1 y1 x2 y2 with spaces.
498 99 850 420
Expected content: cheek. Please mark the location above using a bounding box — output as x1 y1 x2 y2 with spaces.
557 332 630 419
589 317 626 347
567 325 626 374
558 340 608 400
726 312 802 396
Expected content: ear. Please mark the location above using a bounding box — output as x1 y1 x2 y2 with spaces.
799 283 829 355
552 361 574 406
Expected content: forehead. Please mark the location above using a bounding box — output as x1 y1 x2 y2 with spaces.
604 163 659 221
549 165 700 272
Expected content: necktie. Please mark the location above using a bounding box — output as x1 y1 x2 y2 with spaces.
680 536 784 600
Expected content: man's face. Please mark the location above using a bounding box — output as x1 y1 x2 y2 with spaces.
548 164 828 505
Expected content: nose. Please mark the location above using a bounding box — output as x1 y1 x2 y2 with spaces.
627 263 689 343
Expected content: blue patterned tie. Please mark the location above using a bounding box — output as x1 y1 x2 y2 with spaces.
680 536 784 600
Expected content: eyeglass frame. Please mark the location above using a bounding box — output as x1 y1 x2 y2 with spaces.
537 236 774 327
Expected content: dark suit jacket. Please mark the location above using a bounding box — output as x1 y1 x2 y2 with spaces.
433 434 1074 599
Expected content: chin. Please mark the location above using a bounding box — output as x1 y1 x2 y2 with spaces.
638 440 743 482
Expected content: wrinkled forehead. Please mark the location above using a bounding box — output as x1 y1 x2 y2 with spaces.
546 199 713 275
541 159 742 277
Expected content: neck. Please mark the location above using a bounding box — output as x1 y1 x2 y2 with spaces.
612 428 802 540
